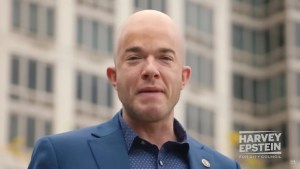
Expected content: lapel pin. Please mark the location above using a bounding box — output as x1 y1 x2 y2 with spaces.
201 159 210 168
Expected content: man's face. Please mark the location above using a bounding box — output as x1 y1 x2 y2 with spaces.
107 18 190 123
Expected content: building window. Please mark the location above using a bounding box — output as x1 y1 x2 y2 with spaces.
233 25 243 50
107 26 113 53
77 17 83 45
185 1 197 29
296 23 300 47
98 22 107 52
278 24 285 47
233 74 244 99
297 73 300 97
232 23 284 66
252 0 268 18
134 0 147 9
198 5 213 34
200 57 214 87
29 2 38 33
26 117 36 147
12 0 21 28
233 123 247 132
44 121 52 136
269 24 285 51
253 30 270 67
11 56 20 85
186 51 214 88
9 114 18 142
28 59 37 89
76 73 83 100
10 55 55 94
233 25 270 54
107 83 113 107
278 73 286 98
11 0 55 39
99 22 113 53
185 1 213 34
46 7 55 37
186 103 214 137
77 0 115 13
279 123 288 149
152 0 165 12
76 71 113 107
269 73 286 100
232 0 284 18
298 123 300 147
254 30 270 55
92 21 99 50
76 16 113 54
234 74 286 102
186 52 197 84
45 64 53 93
243 28 254 54
233 73 286 114
244 78 255 102
91 75 98 104
98 77 112 107
134 0 166 12
107 25 114 53
254 79 270 104
8 113 53 148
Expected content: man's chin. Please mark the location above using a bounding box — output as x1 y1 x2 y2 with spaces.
137 105 162 113
133 107 170 121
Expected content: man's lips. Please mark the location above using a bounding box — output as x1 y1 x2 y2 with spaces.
137 87 164 94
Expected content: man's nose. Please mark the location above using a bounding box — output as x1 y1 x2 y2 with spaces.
141 57 160 80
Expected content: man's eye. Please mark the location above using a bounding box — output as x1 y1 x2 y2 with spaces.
127 55 141 60
160 55 173 61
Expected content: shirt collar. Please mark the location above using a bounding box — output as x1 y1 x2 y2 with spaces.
118 111 138 151
118 111 188 152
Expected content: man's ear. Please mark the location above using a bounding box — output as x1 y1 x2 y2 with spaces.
181 66 191 89
107 67 117 89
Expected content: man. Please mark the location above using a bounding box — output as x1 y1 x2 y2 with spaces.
28 10 240 169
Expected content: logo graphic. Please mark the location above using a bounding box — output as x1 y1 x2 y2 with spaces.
238 131 282 159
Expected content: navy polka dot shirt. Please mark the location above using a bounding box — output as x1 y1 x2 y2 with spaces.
118 113 189 169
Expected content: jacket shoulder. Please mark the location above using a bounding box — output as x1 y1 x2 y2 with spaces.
188 136 241 169
44 113 120 143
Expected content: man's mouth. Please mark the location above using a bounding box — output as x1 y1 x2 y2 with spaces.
137 87 164 94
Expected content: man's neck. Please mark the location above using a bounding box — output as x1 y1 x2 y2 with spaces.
123 112 177 149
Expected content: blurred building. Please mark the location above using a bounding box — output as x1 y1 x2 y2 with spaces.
231 0 300 168
0 0 299 169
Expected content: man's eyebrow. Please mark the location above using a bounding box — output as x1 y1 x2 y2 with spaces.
158 48 176 55
125 46 176 55
125 46 142 53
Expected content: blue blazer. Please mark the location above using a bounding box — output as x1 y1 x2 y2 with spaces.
28 114 240 169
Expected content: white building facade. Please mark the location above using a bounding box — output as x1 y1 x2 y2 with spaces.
0 0 299 169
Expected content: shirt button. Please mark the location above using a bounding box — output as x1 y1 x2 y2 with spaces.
141 140 146 145
159 160 164 166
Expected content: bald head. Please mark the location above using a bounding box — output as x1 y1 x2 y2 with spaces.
106 10 191 122
114 10 185 64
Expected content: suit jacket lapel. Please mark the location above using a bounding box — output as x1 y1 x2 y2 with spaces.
87 114 130 169
188 138 214 169
87 113 215 169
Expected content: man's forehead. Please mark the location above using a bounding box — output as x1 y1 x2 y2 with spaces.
121 18 176 38
122 26 176 42
114 10 185 63
119 29 179 55
117 10 180 42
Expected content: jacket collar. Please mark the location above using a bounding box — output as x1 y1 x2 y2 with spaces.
88 113 130 169
88 112 214 169
188 137 214 169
